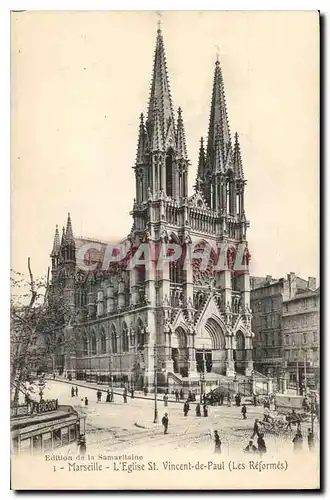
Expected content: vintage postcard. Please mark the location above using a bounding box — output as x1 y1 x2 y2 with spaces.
10 10 320 490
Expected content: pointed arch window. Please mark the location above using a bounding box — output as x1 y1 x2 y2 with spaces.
100 328 107 354
111 325 117 354
82 332 88 356
165 151 173 197
122 323 129 352
90 330 97 355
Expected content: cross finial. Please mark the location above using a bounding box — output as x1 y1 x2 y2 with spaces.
215 45 220 63
156 11 162 32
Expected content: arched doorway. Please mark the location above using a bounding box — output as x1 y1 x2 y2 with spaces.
172 327 188 377
234 331 246 374
199 317 226 375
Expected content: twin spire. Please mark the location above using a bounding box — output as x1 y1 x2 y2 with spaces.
51 213 74 257
136 25 245 192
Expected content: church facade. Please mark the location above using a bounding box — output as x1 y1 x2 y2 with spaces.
49 27 254 390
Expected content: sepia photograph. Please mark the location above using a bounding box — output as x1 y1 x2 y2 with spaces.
10 10 320 490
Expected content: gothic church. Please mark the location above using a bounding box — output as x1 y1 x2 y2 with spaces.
49 26 254 390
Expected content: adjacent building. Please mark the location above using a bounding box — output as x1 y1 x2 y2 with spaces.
282 289 320 391
250 273 319 389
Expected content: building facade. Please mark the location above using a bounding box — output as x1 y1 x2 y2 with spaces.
250 273 318 386
282 290 320 392
47 27 254 390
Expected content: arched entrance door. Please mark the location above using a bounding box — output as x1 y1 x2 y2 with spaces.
234 331 246 374
196 318 226 375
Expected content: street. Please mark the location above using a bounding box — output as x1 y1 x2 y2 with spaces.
41 380 318 457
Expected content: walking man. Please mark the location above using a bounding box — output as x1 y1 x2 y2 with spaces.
241 404 247 419
71 386 75 398
175 390 179 402
162 413 169 434
253 394 257 407
163 394 168 407
251 419 260 439
196 403 201 417
307 428 315 451
123 388 128 404
183 400 190 417
214 430 221 453
292 431 303 452
75 386 78 397
131 388 134 399
84 396 88 406
203 403 208 417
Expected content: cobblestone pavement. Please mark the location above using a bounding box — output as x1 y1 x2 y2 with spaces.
41 380 319 457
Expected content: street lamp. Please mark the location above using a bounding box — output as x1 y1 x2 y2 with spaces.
153 345 166 423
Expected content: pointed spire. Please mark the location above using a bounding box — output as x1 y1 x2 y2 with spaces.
233 132 244 179
65 213 74 243
196 137 206 186
60 226 66 247
136 113 146 164
146 26 176 150
176 107 188 160
206 58 231 170
50 225 60 256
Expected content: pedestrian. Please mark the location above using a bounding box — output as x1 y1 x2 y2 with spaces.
220 393 224 406
106 389 111 403
84 397 88 406
214 430 221 453
78 436 87 455
162 413 169 434
180 389 184 400
163 394 168 407
251 419 260 439
123 389 128 404
244 440 257 453
202 393 206 405
188 390 192 402
175 390 179 402
292 431 303 452
196 403 201 417
253 394 257 407
241 404 247 420
131 388 134 399
203 403 208 418
97 390 102 403
227 394 232 407
110 389 114 402
75 386 78 397
183 401 190 417
144 386 148 396
257 433 267 455
53 372 56 380
307 428 315 451
71 387 75 398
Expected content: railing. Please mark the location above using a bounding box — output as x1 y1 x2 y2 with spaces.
190 210 216 234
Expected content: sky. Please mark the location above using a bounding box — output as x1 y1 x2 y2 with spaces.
11 10 319 282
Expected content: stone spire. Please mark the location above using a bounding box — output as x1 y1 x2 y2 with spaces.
146 26 176 151
65 213 74 243
50 225 60 257
196 137 206 189
175 107 188 160
136 113 147 164
206 58 231 172
60 226 66 246
233 132 244 179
